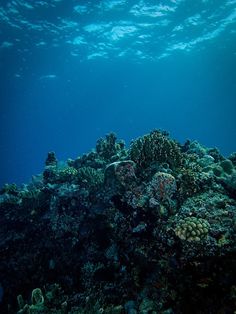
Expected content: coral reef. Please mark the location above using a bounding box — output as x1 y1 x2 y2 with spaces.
0 130 236 314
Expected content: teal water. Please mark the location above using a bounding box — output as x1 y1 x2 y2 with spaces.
0 0 236 186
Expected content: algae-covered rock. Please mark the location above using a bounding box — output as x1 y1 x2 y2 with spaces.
147 172 177 202
105 160 136 188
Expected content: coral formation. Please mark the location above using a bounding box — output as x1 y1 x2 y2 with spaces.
45 151 58 167
96 132 126 162
147 172 177 202
77 166 104 189
129 129 183 169
174 217 210 242
105 160 136 188
0 130 235 314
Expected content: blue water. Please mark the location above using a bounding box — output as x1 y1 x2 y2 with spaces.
0 0 236 187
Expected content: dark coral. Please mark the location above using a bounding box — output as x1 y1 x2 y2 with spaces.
96 132 127 162
129 129 183 170
0 130 236 314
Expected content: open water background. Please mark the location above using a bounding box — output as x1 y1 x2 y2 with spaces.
0 0 236 186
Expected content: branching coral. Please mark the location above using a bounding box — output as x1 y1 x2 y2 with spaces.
96 133 126 162
129 129 183 169
77 166 104 189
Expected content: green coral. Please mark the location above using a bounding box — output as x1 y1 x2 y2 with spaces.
228 152 236 166
203 158 236 193
45 151 57 167
220 159 234 175
17 294 25 311
129 130 183 169
31 288 44 307
208 159 234 177
19 188 47 216
177 154 211 201
43 165 78 184
58 166 78 182
17 288 45 314
175 217 210 242
96 133 126 162
0 183 18 195
77 166 104 189
224 171 236 192
177 167 202 200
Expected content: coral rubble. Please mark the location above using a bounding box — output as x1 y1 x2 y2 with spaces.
0 130 235 314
